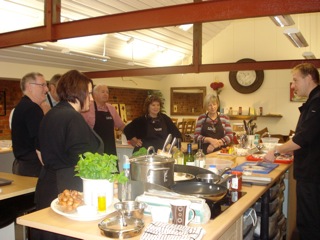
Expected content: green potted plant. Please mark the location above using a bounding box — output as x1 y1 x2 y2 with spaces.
75 152 128 208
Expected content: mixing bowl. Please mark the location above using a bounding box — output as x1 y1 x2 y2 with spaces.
261 137 279 150
114 201 147 219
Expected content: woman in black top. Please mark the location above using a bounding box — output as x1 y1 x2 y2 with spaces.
34 70 103 240
124 95 181 153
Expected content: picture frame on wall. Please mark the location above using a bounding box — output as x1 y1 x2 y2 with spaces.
0 91 6 116
290 83 307 102
112 103 120 116
119 103 127 123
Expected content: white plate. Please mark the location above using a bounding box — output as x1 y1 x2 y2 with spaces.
50 198 118 221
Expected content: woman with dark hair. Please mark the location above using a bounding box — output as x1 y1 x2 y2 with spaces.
34 70 103 240
124 95 181 153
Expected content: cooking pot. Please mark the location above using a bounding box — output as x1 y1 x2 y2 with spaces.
130 149 174 188
170 181 228 202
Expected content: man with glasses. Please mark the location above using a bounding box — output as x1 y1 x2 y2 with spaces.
41 73 61 114
11 72 48 177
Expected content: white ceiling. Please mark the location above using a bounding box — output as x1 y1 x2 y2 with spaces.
0 0 319 79
0 0 231 75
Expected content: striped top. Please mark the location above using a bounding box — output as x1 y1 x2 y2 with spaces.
194 113 233 145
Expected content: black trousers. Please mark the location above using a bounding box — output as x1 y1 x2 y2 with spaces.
296 180 320 240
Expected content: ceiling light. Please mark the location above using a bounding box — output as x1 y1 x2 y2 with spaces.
283 28 308 48
178 24 193 31
302 52 316 59
270 15 295 27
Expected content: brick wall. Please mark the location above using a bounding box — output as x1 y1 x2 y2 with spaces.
0 79 22 140
0 79 149 140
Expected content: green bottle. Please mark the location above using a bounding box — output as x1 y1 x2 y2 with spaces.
184 143 195 166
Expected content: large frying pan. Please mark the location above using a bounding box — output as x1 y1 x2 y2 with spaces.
170 181 228 202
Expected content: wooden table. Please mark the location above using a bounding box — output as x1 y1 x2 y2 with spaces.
0 172 37 200
16 157 292 240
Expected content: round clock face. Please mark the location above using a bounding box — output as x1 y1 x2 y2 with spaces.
229 59 264 94
236 71 256 86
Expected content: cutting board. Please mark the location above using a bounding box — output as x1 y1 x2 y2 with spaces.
232 162 279 174
246 154 293 164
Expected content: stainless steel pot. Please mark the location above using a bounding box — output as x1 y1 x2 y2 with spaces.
130 150 174 188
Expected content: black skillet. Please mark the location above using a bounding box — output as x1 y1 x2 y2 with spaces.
170 181 228 202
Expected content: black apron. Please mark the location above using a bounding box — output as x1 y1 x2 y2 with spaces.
134 115 168 152
93 101 117 156
201 113 225 154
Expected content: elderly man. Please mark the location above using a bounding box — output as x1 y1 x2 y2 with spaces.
11 72 48 177
82 84 125 156
264 63 320 240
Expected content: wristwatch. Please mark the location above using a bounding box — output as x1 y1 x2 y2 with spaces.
274 149 281 157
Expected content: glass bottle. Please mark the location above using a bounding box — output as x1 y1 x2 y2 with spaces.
194 139 205 168
184 143 195 166
173 138 184 165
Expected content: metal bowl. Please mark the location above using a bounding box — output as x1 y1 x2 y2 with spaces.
196 173 221 184
113 201 147 219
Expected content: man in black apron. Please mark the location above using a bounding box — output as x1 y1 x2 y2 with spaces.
93 101 117 155
82 85 125 167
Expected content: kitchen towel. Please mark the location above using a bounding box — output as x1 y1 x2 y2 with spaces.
141 222 206 240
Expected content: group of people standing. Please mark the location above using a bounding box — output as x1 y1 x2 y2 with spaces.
9 63 320 240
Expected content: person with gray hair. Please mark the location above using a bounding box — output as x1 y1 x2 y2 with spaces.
82 84 125 158
41 73 61 114
11 72 48 177
194 94 233 154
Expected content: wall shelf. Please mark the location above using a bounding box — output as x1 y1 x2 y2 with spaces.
228 114 282 120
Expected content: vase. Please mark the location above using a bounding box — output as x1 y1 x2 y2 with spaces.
81 178 114 209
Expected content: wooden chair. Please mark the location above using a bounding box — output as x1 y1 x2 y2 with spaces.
181 118 196 142
171 118 178 126
177 121 185 134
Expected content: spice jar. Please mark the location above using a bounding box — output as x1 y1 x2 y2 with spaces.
231 171 242 191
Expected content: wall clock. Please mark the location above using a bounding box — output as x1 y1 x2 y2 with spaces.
229 58 264 94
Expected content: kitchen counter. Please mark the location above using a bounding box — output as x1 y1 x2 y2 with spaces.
0 172 37 200
16 155 292 239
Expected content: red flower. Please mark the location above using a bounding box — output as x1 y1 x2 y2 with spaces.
210 81 224 91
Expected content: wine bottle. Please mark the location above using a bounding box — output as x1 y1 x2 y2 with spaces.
184 143 195 166
173 138 184 165
194 139 205 168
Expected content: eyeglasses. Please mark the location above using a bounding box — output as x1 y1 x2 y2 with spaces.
30 82 47 88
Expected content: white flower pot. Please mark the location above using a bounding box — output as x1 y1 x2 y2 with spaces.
82 178 114 208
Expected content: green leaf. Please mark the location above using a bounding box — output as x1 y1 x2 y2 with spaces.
74 152 128 183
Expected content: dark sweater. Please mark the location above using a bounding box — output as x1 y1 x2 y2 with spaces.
124 113 182 152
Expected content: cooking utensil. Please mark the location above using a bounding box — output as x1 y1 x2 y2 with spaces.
161 134 172 153
174 172 195 182
130 154 175 188
170 181 228 202
168 137 177 155
114 201 147 220
98 211 144 239
196 167 231 184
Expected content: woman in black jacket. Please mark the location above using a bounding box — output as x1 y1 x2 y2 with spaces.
124 95 181 153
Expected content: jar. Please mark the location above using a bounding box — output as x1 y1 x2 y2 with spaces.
238 107 242 115
231 171 242 191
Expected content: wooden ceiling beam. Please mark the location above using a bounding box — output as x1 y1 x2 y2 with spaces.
0 0 319 48
84 60 320 78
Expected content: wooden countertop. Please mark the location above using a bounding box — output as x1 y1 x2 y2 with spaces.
0 148 13 154
0 172 37 200
16 156 292 239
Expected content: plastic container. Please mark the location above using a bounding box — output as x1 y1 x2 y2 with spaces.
261 137 280 150
205 158 233 173
208 165 219 175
